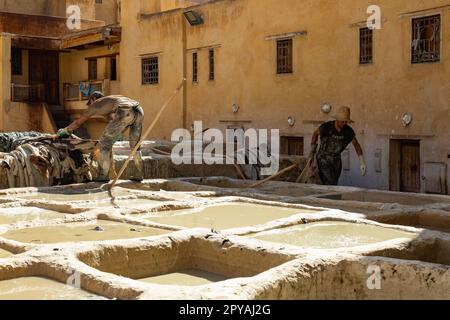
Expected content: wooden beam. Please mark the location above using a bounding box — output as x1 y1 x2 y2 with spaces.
84 53 120 60
265 31 307 41
62 32 104 49
12 37 61 50
349 18 388 28
139 51 164 57
186 44 222 52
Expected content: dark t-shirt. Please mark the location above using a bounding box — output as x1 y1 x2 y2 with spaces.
318 121 355 156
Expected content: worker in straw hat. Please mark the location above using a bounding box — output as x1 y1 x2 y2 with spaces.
309 106 366 185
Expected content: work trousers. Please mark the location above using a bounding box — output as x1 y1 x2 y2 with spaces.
98 106 144 180
316 152 342 186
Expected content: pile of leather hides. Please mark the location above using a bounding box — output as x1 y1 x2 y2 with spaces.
0 132 98 189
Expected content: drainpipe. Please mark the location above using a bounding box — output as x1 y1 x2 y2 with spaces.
182 13 188 129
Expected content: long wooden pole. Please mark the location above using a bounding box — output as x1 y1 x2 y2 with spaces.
296 157 312 183
109 79 186 190
248 162 299 189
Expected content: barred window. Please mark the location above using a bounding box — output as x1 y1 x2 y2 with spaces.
412 15 440 64
142 57 159 85
277 39 293 74
359 27 373 64
209 49 215 81
88 59 97 80
193 52 198 83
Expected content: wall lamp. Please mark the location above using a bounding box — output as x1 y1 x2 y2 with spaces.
287 116 296 127
402 112 413 127
321 102 332 114
184 10 204 26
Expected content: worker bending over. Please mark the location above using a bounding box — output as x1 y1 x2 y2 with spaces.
58 92 144 183
309 106 366 185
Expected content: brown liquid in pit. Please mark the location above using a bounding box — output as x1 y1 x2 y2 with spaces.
0 248 13 259
2 220 170 244
253 221 417 249
145 203 311 230
0 277 106 300
140 269 228 286
0 207 63 224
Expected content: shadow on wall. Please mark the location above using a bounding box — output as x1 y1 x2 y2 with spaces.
3 102 56 133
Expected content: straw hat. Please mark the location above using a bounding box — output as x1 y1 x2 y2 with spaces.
333 106 354 123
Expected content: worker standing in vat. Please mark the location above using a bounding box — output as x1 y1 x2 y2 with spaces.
57 92 144 183
309 106 367 185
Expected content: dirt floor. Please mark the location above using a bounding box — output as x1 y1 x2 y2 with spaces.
0 177 449 300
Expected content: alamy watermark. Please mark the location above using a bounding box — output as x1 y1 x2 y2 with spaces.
367 5 382 30
367 265 382 290
66 5 81 30
66 268 82 289
171 121 280 176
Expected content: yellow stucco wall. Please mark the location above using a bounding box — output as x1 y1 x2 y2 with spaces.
139 0 210 14
120 0 185 140
119 0 450 191
65 0 96 20
95 0 119 25
3 102 56 133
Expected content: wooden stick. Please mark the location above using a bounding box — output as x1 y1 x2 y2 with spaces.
296 158 312 183
248 162 299 189
150 147 172 156
232 163 247 180
109 79 186 189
